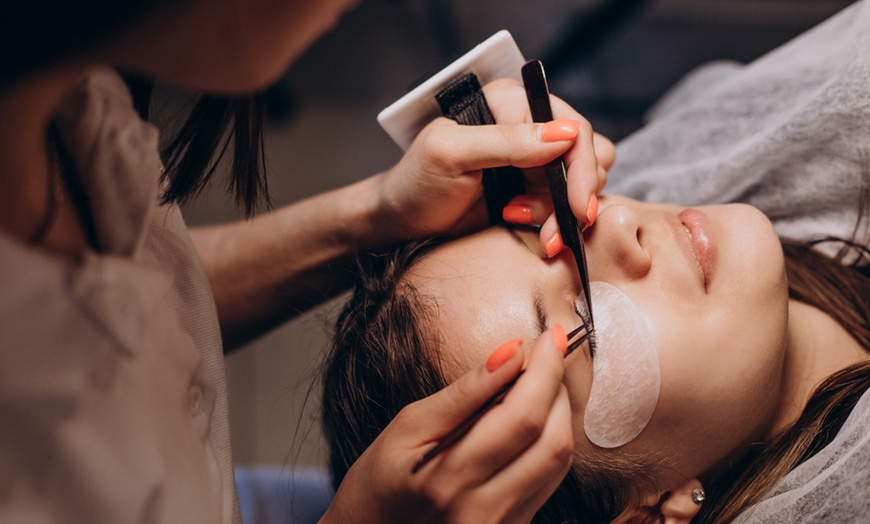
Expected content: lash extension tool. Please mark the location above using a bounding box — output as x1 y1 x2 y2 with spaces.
411 325 593 474
521 59 595 333
412 60 595 474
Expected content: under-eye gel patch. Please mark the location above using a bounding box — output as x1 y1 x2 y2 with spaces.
583 282 660 448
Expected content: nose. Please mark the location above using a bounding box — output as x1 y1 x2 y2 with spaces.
584 204 651 280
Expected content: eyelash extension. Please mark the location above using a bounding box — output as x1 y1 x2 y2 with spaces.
568 305 596 359
587 330 599 359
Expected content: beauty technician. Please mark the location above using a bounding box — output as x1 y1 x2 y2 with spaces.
0 0 614 522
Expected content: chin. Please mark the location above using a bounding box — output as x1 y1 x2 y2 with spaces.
151 44 304 96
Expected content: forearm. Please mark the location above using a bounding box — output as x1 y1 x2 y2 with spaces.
190 104 596 350
190 174 392 350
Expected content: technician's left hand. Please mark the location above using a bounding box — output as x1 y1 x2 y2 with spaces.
371 79 613 243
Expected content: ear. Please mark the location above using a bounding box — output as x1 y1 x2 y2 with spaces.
659 479 704 524
622 479 704 524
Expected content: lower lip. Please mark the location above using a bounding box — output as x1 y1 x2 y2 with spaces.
678 209 716 290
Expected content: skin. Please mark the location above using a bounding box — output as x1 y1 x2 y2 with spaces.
407 194 868 515
0 0 617 522
110 0 362 94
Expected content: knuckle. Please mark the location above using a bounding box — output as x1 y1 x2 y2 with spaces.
386 403 421 435
392 403 415 426
418 127 457 170
513 412 547 443
423 482 461 515
576 116 593 136
547 427 575 467
447 373 476 406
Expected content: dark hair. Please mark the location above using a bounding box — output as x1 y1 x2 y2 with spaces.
697 237 870 523
125 74 269 218
321 227 870 523
156 90 269 217
321 240 449 484
3 2 270 216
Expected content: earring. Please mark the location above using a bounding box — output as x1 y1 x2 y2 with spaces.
691 488 706 504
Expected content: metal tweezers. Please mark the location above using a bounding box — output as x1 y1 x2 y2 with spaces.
412 60 595 474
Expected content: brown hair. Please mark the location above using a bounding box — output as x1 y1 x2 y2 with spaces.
321 231 870 524
126 75 270 218
697 237 870 523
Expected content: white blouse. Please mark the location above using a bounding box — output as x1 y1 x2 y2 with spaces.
0 69 239 524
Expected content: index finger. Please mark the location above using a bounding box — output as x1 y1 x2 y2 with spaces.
394 337 526 445
429 327 569 484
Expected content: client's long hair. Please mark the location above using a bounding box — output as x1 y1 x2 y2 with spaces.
698 237 870 523
321 228 870 524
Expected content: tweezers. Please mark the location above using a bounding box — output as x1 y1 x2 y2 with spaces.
411 60 595 474
521 59 595 332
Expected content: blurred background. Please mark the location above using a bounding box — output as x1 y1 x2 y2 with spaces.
177 0 855 471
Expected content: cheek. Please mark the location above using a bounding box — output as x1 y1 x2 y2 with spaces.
643 280 790 456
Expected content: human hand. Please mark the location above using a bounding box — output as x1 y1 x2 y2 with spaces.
370 79 611 244
319 327 573 524
483 79 615 257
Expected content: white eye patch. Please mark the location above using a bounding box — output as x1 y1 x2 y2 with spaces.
582 282 660 448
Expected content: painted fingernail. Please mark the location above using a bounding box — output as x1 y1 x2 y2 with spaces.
545 232 564 258
502 204 534 224
486 338 523 372
540 119 580 143
552 324 568 355
585 194 599 225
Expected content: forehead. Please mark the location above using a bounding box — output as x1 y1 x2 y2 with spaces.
404 228 544 373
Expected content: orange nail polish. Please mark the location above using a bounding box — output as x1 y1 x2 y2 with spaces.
545 232 564 258
540 119 580 142
585 194 599 225
552 324 568 355
502 205 534 224
486 338 523 372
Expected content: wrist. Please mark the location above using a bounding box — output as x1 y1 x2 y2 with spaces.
333 172 402 253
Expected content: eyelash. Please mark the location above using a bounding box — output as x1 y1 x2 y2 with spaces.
587 331 599 359
573 304 598 359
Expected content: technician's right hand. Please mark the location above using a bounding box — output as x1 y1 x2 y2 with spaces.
319 327 573 524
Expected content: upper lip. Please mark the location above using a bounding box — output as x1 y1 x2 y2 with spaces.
668 209 716 291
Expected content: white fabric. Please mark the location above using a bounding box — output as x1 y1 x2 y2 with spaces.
0 69 240 524
607 1 870 521
733 390 870 524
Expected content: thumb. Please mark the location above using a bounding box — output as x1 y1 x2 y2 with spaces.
419 118 579 173
400 338 525 442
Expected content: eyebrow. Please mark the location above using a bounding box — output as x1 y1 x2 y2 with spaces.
505 225 552 339
506 225 549 336
532 287 548 338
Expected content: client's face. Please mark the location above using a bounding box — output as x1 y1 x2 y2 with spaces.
405 194 789 485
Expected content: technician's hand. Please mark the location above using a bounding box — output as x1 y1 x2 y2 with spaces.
483 79 615 257
372 117 576 240
372 80 611 244
319 328 573 524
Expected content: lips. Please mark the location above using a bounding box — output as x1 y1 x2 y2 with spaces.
677 209 716 290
